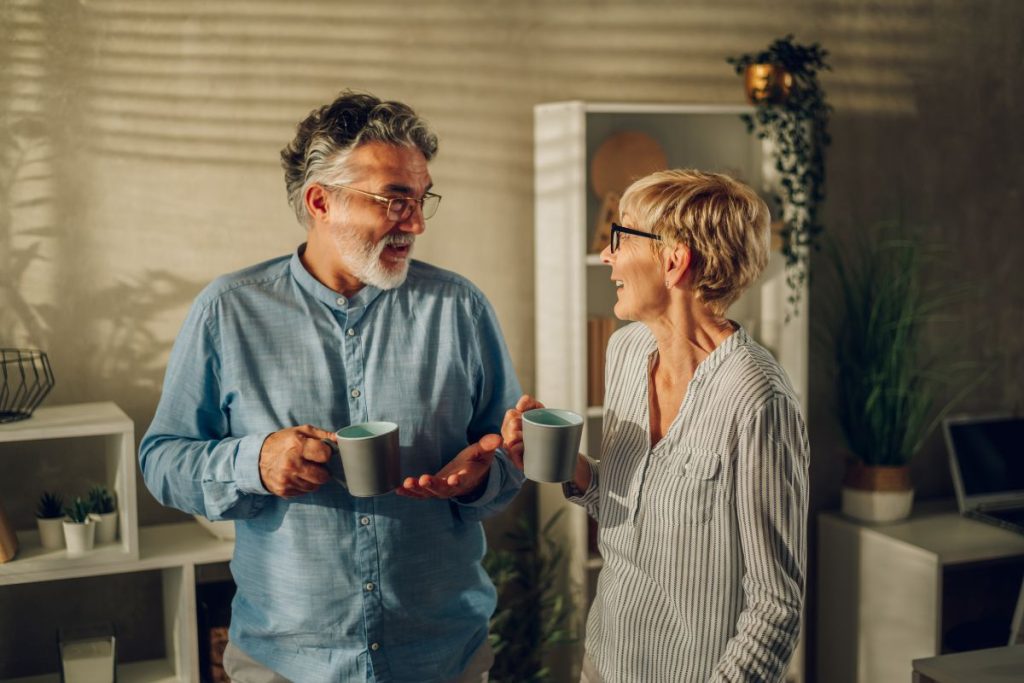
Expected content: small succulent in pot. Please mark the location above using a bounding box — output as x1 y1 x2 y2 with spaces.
62 496 96 556
88 486 116 514
36 491 64 519
36 491 67 549
64 497 92 524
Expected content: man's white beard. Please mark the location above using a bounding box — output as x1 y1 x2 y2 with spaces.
335 230 415 290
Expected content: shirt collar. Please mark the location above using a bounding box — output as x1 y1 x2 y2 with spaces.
289 244 384 312
692 322 750 383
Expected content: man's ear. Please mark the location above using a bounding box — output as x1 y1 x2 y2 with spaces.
304 184 331 224
663 242 692 289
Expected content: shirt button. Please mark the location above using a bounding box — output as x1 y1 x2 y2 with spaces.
360 516 370 526
370 642 380 651
347 328 356 336
336 296 346 306
365 582 375 592
350 388 361 398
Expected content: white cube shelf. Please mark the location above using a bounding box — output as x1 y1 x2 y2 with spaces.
0 403 235 682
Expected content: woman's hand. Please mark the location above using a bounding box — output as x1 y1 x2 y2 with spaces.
501 394 546 470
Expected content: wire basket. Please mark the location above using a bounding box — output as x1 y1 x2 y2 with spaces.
0 349 55 423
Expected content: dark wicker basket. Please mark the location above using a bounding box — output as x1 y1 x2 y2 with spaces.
0 349 55 423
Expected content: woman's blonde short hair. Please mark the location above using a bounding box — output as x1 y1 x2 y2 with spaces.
619 169 771 316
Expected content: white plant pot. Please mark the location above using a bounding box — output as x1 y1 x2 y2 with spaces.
37 517 66 550
841 486 915 523
90 512 118 545
62 519 96 557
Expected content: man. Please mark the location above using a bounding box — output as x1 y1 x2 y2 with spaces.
140 91 524 682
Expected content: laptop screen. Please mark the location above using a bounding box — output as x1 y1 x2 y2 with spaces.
946 416 1024 503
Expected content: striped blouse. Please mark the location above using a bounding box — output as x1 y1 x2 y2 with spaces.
567 323 809 682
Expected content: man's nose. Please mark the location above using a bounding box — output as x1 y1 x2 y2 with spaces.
398 205 426 235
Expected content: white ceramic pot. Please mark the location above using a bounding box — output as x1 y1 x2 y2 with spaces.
841 486 915 523
62 519 96 557
36 516 66 550
90 511 118 545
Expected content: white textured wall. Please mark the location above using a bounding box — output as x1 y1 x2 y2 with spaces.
2 0 1022 678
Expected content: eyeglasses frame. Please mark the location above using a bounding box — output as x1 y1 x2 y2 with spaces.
325 184 442 221
610 223 662 253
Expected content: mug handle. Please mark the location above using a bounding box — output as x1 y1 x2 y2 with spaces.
321 438 348 489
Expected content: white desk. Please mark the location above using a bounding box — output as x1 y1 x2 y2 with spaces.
913 644 1024 682
818 502 1024 683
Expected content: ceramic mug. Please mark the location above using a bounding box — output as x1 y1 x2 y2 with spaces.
324 422 402 497
522 408 584 483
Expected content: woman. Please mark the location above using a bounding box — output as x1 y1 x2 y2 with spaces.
503 170 808 682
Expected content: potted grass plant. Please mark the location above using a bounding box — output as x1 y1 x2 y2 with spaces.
62 496 96 557
88 485 118 545
827 224 977 522
36 490 65 550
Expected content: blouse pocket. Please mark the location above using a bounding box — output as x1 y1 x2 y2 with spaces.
668 449 723 525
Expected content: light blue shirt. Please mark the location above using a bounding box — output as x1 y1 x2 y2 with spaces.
140 247 524 682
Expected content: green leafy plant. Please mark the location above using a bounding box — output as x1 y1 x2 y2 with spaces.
826 224 980 466
88 485 116 514
728 35 832 315
64 497 92 524
483 509 575 682
36 491 64 519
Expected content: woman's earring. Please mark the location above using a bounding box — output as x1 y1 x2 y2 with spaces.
665 280 671 289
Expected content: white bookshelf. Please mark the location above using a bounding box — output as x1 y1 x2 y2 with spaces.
534 101 809 680
0 403 234 682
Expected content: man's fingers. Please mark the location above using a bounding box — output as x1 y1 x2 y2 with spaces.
294 424 337 441
478 433 502 453
294 463 330 486
300 437 332 464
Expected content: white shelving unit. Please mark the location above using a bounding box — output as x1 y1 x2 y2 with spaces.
0 402 234 682
534 101 809 679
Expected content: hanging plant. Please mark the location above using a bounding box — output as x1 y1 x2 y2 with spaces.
727 35 832 315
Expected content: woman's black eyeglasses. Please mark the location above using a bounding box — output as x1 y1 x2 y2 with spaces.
610 223 661 253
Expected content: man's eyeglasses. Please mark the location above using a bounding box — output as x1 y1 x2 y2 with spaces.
610 223 661 253
327 185 442 221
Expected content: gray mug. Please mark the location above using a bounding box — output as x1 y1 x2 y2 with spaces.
522 408 584 483
324 422 402 497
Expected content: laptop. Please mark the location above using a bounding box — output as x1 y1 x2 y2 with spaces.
945 414 1024 535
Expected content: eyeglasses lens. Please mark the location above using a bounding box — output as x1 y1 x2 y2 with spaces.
386 195 440 222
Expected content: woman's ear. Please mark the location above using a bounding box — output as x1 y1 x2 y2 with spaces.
663 243 691 289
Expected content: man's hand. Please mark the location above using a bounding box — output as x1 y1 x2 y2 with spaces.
258 425 335 498
396 434 502 500
500 394 546 471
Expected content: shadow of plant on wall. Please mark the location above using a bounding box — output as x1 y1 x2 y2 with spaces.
0 115 55 346
82 271 203 399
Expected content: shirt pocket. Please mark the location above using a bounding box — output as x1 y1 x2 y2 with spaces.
667 448 723 525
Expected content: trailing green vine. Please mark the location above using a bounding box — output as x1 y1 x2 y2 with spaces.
728 35 832 315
